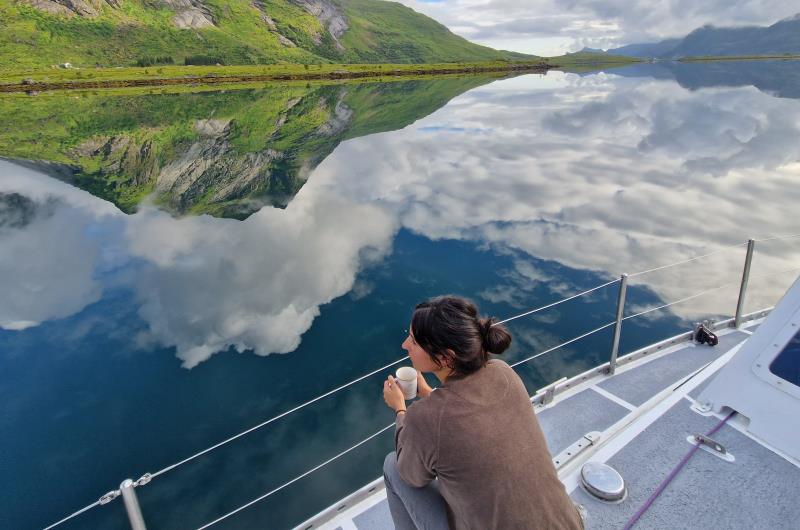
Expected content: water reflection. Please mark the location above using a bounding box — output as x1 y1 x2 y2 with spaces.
1 160 397 367
0 167 120 331
2 65 800 529
0 77 494 219
613 59 800 100
312 65 800 316
3 64 800 367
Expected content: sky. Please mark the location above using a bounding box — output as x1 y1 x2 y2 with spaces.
393 0 800 56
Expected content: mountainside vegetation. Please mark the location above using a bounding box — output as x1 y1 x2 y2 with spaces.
0 0 530 69
606 14 800 59
0 76 496 218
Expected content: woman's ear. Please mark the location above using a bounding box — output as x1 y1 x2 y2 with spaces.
444 349 457 370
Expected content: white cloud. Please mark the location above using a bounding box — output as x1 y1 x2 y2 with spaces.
127 185 397 368
394 0 799 55
311 72 800 318
0 161 120 330
0 162 398 368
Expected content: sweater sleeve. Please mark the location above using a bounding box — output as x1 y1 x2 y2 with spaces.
394 409 437 487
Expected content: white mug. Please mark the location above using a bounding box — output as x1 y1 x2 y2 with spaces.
395 366 418 400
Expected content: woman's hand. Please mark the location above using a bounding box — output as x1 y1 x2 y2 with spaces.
383 375 406 412
417 371 433 398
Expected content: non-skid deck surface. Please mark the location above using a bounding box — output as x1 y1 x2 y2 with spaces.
537 388 630 455
570 400 800 529
597 331 748 407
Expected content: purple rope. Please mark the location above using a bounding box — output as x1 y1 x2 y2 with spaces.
622 410 735 530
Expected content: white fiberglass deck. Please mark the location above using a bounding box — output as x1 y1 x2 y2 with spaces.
300 319 800 530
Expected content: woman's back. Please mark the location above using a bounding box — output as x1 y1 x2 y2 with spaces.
395 360 583 530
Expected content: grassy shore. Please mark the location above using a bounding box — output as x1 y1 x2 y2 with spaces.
0 55 640 92
0 61 547 90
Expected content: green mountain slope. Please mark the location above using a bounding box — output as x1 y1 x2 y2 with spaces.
0 0 529 69
0 76 497 218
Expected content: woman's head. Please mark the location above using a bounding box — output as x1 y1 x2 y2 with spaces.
403 295 512 376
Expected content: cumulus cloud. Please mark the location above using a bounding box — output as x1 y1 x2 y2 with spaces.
311 71 800 318
0 162 397 368
0 161 121 331
127 186 397 368
394 0 799 54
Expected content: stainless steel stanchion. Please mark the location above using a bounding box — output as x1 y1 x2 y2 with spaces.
608 274 628 375
734 239 755 328
119 479 147 530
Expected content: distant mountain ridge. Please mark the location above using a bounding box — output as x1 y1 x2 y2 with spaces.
0 0 531 69
605 14 800 58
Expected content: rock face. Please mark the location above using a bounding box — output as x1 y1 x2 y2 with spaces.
290 0 348 50
278 35 297 47
156 120 281 212
160 0 215 29
26 0 118 17
317 91 352 136
251 2 277 29
66 90 355 217
75 135 159 190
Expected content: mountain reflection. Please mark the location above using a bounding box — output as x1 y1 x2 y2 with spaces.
612 59 800 100
2 66 800 368
0 77 494 219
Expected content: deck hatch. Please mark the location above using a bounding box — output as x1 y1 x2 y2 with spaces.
580 462 626 502
769 326 800 387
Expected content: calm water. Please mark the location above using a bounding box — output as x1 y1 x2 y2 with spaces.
2 61 800 529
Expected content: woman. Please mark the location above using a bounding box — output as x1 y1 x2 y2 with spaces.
382 296 584 530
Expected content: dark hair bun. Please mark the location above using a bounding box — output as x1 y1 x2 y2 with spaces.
480 317 512 355
411 296 514 376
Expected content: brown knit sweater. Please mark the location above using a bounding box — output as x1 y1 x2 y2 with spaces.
394 359 583 530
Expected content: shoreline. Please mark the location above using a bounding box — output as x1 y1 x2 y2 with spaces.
1 62 555 93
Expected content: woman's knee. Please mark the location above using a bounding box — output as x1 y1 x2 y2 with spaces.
384 451 399 478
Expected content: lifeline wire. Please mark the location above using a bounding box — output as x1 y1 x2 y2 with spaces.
42 501 101 530
622 264 800 322
196 423 395 529
754 233 800 243
621 282 737 321
627 241 748 279
510 321 617 368
150 356 406 479
494 278 620 326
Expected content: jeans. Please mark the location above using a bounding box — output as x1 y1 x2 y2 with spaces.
383 452 587 530
383 452 450 530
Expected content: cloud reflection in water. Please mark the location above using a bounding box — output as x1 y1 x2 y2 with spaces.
2 69 800 367
313 71 800 315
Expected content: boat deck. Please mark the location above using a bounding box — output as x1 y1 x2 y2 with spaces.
302 320 800 529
